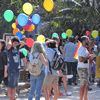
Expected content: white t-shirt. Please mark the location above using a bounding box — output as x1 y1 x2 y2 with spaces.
93 45 97 58
78 46 89 68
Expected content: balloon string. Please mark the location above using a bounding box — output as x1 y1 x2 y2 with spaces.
50 16 53 32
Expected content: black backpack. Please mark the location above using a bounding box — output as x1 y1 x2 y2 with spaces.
49 49 64 73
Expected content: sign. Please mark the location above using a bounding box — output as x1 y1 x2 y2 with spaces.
3 33 14 44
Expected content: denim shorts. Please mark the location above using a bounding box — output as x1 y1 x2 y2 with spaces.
8 70 19 89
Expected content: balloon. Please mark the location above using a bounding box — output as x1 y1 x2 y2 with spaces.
28 25 35 32
15 19 17 22
92 30 98 38
86 31 90 36
13 28 20 35
23 3 33 15
28 16 30 19
20 48 27 57
12 23 16 29
43 0 54 12
70 35 74 38
16 24 23 31
24 24 29 31
27 19 33 25
61 33 67 39
15 19 18 25
17 13 28 26
15 32 22 40
66 29 72 37
37 35 45 43
72 31 75 36
26 38 34 48
4 10 14 22
96 36 99 41
21 29 25 34
52 33 58 37
32 14 40 24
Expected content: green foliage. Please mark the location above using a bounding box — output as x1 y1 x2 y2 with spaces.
0 0 100 39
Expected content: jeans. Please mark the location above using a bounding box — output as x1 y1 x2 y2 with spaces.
8 70 19 89
89 63 93 82
67 62 77 84
28 71 45 100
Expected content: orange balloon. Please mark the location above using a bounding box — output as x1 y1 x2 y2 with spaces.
13 28 20 35
28 25 35 32
15 19 17 22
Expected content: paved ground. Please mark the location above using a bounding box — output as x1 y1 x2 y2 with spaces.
0 79 100 100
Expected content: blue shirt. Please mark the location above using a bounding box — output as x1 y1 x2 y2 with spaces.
63 42 77 62
6 45 20 70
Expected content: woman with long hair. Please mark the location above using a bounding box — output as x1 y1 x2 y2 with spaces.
0 39 8 87
28 41 48 100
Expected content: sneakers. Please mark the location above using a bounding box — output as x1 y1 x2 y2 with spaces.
66 92 71 96
66 75 73 79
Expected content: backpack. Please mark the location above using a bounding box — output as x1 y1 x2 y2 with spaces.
28 53 43 76
49 49 64 73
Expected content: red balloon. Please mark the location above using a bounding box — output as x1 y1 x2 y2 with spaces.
24 24 29 31
26 38 34 48
86 31 90 36
28 16 30 19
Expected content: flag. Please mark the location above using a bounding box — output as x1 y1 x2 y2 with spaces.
73 41 82 59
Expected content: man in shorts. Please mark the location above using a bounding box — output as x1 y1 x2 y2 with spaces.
42 39 59 100
77 36 93 100
6 37 26 100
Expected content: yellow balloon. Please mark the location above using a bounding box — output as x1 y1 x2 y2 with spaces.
43 0 54 12
92 30 98 38
66 29 72 37
12 23 16 29
21 29 25 34
37 35 45 43
23 3 33 15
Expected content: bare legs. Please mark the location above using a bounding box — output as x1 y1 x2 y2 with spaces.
62 76 68 93
7 87 16 100
79 83 89 100
84 83 89 100
43 85 49 100
53 84 59 100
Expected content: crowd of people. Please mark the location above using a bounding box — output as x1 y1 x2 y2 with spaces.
0 34 99 100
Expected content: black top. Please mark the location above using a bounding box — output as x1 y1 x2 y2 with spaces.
19 50 25 67
21 44 31 52
0 51 7 70
19 50 25 59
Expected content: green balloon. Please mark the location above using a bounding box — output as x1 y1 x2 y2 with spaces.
70 35 74 38
52 33 58 37
99 52 100 56
20 48 27 57
61 33 67 39
4 10 14 22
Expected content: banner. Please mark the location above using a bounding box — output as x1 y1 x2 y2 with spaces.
95 56 100 78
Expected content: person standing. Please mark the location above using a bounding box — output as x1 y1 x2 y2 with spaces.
28 41 47 100
77 36 93 100
62 37 78 85
42 40 59 100
6 37 25 100
0 40 8 87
